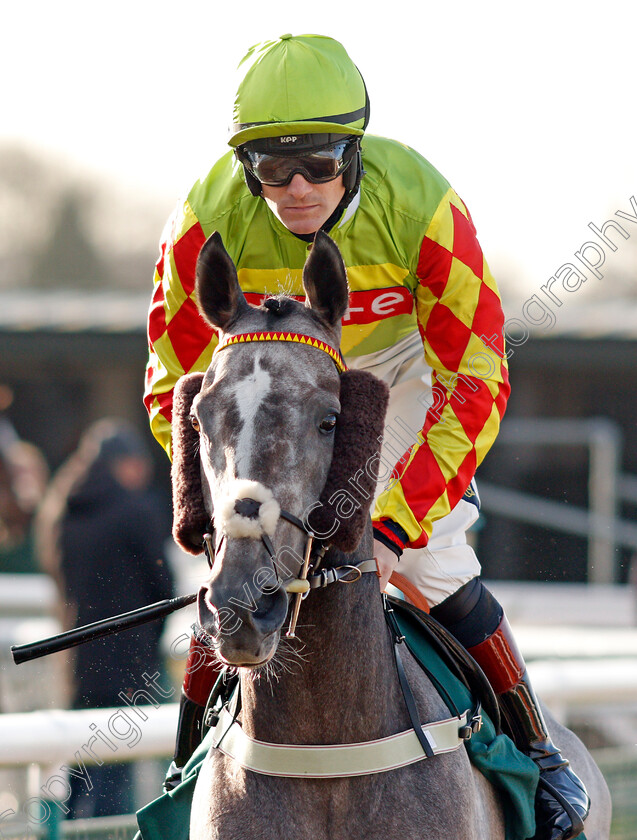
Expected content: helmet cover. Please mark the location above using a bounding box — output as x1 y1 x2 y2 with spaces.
229 34 369 147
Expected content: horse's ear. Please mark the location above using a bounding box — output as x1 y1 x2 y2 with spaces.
302 231 349 329
307 369 389 554
196 231 249 330
171 372 209 555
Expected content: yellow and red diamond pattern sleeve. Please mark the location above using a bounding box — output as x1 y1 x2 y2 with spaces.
373 189 510 548
143 201 217 459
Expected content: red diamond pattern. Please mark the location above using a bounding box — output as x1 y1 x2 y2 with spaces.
172 223 206 296
469 282 505 356
147 282 167 346
451 204 484 279
451 379 495 444
166 296 215 374
425 301 472 371
399 441 448 521
416 237 453 299
155 389 175 424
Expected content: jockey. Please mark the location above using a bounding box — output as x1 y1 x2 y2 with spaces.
144 34 589 840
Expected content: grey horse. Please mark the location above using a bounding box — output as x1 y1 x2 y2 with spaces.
176 231 611 840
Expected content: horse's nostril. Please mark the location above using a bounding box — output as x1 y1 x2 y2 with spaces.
234 498 261 518
250 589 288 632
254 601 276 619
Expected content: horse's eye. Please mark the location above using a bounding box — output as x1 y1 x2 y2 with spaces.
191 415 200 432
318 413 337 434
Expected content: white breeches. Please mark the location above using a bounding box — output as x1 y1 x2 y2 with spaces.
350 332 482 607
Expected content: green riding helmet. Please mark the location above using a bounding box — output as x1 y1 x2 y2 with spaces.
229 33 370 147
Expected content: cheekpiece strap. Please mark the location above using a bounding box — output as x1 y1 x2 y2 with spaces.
214 332 347 374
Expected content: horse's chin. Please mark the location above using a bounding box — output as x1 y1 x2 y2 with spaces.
216 632 280 669
197 586 286 669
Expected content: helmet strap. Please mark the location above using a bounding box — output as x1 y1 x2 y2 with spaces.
342 139 364 192
243 165 263 197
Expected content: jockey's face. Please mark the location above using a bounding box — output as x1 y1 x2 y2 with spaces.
262 174 345 235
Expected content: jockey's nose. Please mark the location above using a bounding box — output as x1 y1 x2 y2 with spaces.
286 173 313 197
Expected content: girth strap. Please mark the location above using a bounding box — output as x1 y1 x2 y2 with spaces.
384 595 483 757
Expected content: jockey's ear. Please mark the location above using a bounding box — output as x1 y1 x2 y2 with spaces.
303 231 349 330
196 232 250 331
171 372 209 554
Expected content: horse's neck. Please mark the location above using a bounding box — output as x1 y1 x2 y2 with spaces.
239 545 405 745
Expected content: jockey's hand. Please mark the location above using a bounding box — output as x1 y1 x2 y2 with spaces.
373 539 400 592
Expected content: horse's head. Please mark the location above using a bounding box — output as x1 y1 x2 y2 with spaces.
171 231 387 667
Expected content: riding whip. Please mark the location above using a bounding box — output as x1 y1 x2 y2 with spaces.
10 593 197 665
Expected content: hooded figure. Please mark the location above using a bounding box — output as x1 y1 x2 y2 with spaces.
37 418 174 817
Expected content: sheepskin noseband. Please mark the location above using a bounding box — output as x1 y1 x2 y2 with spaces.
170 368 389 556
216 480 280 540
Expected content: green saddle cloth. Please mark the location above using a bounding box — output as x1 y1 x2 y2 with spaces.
137 609 541 840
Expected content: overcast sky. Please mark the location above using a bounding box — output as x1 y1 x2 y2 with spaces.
3 0 636 297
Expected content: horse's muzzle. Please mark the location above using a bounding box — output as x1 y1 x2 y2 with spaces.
197 554 289 667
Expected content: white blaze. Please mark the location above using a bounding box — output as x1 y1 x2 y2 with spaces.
230 357 272 476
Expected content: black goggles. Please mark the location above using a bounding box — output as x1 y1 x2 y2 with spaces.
238 141 354 187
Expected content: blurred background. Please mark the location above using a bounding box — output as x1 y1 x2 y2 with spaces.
1 0 636 837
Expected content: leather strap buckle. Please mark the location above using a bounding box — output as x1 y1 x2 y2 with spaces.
459 706 483 740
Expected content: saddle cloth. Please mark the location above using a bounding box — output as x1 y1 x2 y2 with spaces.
136 603 540 840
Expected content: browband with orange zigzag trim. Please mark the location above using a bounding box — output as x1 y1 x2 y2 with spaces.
214 332 347 374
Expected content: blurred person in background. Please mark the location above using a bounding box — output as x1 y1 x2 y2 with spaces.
0 383 49 573
36 417 174 818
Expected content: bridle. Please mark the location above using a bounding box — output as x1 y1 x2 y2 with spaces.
203 329 374 637
198 329 485 776
202 504 377 638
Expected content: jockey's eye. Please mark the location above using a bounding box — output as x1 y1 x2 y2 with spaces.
191 415 200 432
318 413 337 434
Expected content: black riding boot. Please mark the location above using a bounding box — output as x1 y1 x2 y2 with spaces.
431 579 590 840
